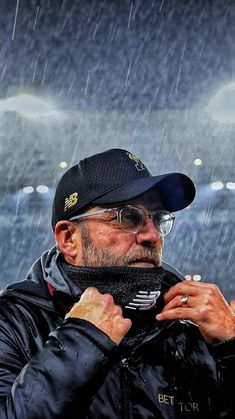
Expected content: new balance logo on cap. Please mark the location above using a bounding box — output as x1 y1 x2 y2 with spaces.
64 192 78 212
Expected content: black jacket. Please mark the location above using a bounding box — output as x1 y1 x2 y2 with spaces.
0 247 234 419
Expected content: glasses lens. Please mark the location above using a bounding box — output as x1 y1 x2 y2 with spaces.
152 211 174 237
119 206 143 232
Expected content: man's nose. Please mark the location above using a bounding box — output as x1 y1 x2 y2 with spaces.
135 216 163 245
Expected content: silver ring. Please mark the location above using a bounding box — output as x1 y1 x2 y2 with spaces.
180 295 189 305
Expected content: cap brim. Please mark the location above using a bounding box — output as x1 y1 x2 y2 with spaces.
93 173 196 212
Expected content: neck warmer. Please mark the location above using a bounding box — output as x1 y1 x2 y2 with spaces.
60 262 174 350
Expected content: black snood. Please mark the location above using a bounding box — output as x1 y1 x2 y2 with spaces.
61 263 172 349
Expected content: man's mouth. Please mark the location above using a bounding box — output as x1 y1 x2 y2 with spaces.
128 258 157 268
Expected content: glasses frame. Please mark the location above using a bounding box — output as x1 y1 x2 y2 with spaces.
69 205 175 237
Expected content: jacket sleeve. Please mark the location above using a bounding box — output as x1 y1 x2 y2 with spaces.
0 317 118 419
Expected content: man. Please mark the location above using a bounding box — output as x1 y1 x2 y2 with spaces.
0 148 234 418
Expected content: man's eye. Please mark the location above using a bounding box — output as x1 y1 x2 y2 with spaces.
122 209 142 226
130 214 141 226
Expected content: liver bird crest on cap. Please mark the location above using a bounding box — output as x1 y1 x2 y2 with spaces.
126 152 146 171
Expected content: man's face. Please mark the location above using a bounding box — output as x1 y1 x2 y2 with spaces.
73 202 164 268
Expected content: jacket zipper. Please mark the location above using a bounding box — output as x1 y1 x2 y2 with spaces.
121 358 132 419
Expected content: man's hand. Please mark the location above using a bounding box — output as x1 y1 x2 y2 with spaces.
156 280 235 344
65 287 132 344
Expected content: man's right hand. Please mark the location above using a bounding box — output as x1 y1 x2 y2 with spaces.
65 287 132 344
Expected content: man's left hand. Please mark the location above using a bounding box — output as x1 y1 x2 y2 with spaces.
156 280 235 344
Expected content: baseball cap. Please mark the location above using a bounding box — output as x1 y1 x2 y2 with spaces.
51 148 196 230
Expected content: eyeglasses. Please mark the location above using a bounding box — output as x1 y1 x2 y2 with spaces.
69 205 175 237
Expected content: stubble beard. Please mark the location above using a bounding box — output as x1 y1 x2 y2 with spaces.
79 222 163 267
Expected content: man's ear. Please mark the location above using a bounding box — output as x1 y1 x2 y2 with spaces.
55 221 81 262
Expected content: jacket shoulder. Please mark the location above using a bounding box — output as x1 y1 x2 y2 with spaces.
162 261 185 281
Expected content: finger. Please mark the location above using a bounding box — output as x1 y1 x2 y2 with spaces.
156 307 199 323
156 307 190 321
118 317 132 333
112 304 123 317
162 294 194 312
157 301 213 323
102 293 115 305
80 287 100 300
164 281 212 304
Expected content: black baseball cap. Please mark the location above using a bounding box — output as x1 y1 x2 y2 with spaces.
51 148 196 230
